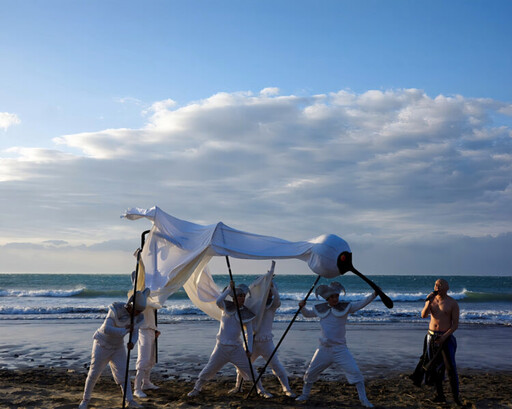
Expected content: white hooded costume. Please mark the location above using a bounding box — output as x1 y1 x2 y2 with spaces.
133 304 160 397
297 282 377 407
79 289 149 409
232 283 294 396
188 285 271 398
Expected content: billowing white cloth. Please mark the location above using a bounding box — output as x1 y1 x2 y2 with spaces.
123 206 351 306
183 262 274 325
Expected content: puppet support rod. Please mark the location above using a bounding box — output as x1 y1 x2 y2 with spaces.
225 256 257 387
122 229 150 409
245 274 322 399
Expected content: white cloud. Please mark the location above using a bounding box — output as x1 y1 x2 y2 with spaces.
1 88 512 273
0 112 21 130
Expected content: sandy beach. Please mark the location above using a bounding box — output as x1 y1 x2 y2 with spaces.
1 320 511 408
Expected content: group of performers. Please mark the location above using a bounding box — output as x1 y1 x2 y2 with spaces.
78 276 461 408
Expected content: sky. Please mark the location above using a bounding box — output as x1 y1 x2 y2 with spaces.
1 0 511 276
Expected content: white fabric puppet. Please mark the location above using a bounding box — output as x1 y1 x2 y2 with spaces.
297 282 377 407
78 288 150 409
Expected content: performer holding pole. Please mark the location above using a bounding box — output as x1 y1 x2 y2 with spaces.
187 280 272 398
246 274 321 399
296 281 376 406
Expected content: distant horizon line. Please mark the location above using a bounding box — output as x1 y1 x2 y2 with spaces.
0 272 511 277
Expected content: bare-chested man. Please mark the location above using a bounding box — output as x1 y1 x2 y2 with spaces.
419 278 461 405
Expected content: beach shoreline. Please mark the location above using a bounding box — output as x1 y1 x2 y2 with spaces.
1 320 511 407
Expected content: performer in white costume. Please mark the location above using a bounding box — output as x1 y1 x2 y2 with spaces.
187 282 272 398
230 282 295 397
78 288 150 409
134 305 161 398
297 282 376 407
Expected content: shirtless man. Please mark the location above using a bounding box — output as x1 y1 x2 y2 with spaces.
421 278 461 405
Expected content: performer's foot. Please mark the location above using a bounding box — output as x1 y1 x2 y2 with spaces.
127 400 143 408
296 394 309 401
360 398 374 408
78 400 89 409
257 389 273 398
187 389 201 397
433 395 446 403
134 389 147 398
227 387 242 395
454 396 463 406
283 389 296 398
142 381 159 390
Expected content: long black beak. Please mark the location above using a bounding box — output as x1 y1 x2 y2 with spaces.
337 252 394 309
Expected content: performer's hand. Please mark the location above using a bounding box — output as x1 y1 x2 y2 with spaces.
426 291 437 302
246 350 252 358
127 342 134 350
155 330 161 338
230 280 235 289
125 323 134 332
299 300 306 309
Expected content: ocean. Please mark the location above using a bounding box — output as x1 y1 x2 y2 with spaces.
1 273 511 326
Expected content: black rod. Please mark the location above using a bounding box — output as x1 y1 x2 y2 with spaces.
225 256 257 386
245 274 321 399
122 229 150 408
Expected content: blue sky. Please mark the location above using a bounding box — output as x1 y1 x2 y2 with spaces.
1 0 511 275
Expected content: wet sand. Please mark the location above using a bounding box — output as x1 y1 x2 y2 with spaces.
0 320 511 408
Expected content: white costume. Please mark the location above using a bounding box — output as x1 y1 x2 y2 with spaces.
79 298 146 409
232 285 294 396
188 287 271 398
134 305 160 397
298 282 377 407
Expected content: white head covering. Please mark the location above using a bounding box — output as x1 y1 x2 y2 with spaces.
127 288 150 311
315 281 346 300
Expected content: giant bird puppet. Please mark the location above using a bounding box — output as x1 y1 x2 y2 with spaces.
121 206 393 404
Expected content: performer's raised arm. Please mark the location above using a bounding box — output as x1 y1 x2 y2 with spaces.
349 291 377 314
216 285 233 310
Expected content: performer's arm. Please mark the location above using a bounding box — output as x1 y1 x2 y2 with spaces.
349 291 377 313
245 320 254 354
298 300 317 318
421 298 432 318
216 286 232 310
438 301 460 345
103 310 130 336
270 284 281 309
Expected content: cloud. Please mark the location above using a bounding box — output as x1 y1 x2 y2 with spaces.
1 88 511 273
0 112 21 130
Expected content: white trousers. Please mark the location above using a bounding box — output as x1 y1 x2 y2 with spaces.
239 340 291 391
195 342 263 391
136 329 156 372
82 340 133 401
304 344 364 385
